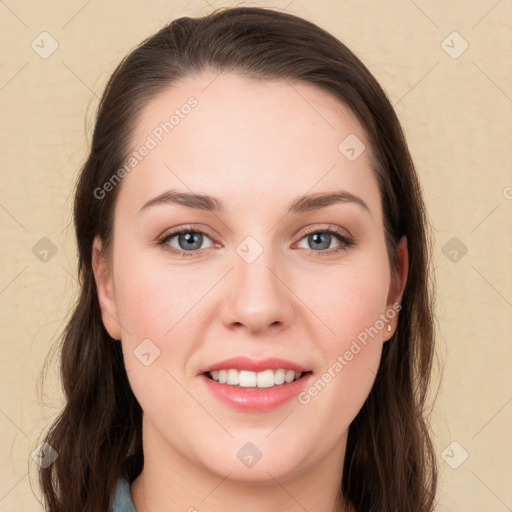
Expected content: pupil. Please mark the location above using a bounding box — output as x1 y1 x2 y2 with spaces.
181 232 202 250
311 233 330 250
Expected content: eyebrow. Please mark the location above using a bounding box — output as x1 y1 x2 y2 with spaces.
138 189 372 217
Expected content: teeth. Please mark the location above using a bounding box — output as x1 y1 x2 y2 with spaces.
241 370 257 387
227 369 238 385
256 369 274 387
208 369 304 388
274 369 286 385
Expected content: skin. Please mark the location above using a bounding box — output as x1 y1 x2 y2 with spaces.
92 71 408 512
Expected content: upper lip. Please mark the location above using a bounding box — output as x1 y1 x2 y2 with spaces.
198 357 311 375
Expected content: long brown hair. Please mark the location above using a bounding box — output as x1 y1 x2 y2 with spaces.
36 6 438 511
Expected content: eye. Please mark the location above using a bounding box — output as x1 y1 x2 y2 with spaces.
156 226 216 257
295 226 354 256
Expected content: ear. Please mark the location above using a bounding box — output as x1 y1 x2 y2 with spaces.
91 235 121 340
384 235 408 341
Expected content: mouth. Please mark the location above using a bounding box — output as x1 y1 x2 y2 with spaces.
198 356 314 410
200 368 314 411
203 368 313 389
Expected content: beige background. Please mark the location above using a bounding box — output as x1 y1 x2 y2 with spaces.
0 0 511 510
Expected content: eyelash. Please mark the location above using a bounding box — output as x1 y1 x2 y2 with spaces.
155 225 355 258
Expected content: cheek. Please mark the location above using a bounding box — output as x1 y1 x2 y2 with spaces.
303 254 390 344
296 253 389 412
114 256 199 417
113 247 201 339
110 249 183 383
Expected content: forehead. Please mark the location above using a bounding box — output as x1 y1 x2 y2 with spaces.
132 71 367 157
117 71 381 221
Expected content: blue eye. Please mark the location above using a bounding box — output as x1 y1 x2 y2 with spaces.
157 228 214 257
297 229 352 253
156 225 354 258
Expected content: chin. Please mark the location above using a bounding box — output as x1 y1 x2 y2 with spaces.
193 441 310 485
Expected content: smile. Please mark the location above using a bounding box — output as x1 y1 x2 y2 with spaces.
207 368 309 388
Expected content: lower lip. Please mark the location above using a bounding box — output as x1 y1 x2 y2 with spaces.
200 373 313 412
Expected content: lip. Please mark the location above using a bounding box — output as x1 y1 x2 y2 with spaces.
199 372 314 411
197 356 311 375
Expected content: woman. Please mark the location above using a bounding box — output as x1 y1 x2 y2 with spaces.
37 6 438 512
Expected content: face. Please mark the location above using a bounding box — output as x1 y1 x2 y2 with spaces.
93 71 408 484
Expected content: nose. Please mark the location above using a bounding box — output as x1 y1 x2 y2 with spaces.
219 246 295 335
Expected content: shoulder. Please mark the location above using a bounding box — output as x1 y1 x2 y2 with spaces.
111 475 137 512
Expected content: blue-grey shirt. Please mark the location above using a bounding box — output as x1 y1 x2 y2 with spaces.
111 475 136 512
